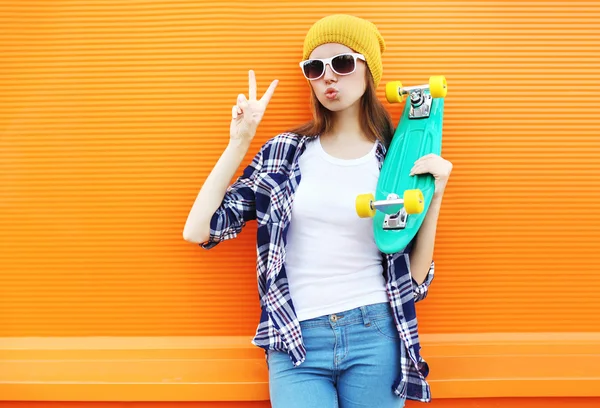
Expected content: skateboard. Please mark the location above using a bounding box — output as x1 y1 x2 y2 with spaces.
356 76 447 254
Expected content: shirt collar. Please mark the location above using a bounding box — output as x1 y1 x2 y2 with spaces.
299 134 387 156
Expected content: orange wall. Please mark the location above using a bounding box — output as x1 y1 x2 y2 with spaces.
3 0 599 338
1 0 600 405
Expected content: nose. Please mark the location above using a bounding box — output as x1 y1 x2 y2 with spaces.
322 63 337 81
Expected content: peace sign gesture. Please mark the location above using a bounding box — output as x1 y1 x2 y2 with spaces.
230 70 279 145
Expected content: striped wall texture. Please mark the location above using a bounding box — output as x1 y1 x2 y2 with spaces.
1 0 599 406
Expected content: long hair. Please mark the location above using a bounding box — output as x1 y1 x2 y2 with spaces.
288 68 395 149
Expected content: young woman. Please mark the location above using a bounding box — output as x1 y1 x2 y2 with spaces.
183 14 452 408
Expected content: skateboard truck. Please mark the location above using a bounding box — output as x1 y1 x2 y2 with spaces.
382 194 408 230
355 190 425 221
385 76 447 120
408 89 432 119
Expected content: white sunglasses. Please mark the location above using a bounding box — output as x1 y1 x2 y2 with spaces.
299 52 366 80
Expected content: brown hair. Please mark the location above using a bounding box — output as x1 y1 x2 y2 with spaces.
288 69 395 149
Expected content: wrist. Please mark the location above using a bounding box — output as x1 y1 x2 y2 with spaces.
433 185 447 201
429 192 444 212
227 138 252 154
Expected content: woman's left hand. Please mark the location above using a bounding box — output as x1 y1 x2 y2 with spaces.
409 153 453 196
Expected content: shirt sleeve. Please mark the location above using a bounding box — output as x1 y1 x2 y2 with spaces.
412 260 435 303
199 145 264 250
402 236 435 303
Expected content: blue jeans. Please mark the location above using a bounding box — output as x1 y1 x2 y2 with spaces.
267 302 406 408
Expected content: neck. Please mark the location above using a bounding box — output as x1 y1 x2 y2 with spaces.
324 101 368 143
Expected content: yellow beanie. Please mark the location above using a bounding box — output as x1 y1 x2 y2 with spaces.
302 14 386 87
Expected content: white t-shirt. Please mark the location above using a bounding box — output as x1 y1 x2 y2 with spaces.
284 136 388 322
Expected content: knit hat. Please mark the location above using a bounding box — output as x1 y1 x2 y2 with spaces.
302 14 386 87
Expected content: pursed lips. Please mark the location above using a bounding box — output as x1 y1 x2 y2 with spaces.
325 87 339 99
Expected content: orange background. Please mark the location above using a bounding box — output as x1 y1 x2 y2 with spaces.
1 0 599 406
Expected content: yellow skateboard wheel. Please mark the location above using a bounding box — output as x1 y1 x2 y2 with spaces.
385 80 405 104
429 76 447 98
356 193 376 218
403 189 424 214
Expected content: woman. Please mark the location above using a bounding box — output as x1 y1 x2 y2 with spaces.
183 14 452 408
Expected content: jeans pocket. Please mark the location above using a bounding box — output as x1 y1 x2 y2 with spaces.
372 314 399 341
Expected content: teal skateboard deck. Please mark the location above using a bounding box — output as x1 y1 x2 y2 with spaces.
356 76 447 254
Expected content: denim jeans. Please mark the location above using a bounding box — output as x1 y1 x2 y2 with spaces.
267 301 406 408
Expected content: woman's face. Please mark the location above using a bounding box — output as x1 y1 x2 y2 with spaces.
307 43 367 112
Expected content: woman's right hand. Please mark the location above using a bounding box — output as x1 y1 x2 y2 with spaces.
230 70 279 145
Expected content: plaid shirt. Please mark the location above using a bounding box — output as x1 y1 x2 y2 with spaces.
201 132 435 402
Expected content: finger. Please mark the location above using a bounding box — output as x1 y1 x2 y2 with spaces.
237 94 248 111
249 70 257 100
232 105 238 119
413 155 434 166
260 79 279 105
410 164 426 175
414 154 434 165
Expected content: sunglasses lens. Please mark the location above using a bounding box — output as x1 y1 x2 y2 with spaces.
303 60 324 79
332 54 356 74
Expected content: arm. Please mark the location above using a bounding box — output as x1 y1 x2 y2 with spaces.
183 69 278 245
409 193 442 285
408 152 453 301
182 139 254 244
